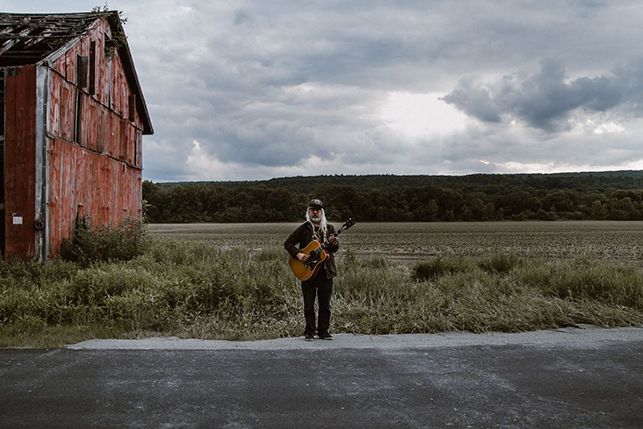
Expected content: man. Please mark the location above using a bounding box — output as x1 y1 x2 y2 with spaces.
284 199 339 341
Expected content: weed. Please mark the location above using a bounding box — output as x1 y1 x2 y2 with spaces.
516 260 643 309
412 256 473 281
477 253 522 274
1 237 642 347
60 217 147 266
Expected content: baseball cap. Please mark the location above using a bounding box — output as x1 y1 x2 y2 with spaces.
308 199 324 209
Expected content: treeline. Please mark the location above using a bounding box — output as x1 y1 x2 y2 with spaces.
143 171 643 222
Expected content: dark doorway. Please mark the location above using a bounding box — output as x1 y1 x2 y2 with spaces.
0 68 4 258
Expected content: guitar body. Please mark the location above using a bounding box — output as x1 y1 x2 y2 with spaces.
288 240 329 281
287 218 355 281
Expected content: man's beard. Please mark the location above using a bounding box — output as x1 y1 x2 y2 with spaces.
311 215 321 223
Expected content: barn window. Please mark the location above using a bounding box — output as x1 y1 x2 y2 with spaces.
128 94 136 122
76 54 88 89
74 88 82 144
104 33 117 58
73 55 90 144
134 130 141 167
89 41 96 95
0 69 4 252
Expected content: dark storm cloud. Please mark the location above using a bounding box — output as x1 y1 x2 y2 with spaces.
9 0 643 180
442 59 643 131
120 1 643 179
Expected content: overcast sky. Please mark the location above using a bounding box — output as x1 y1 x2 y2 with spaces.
3 1 643 181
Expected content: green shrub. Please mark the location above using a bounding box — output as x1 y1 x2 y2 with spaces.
60 217 147 266
477 253 522 274
172 267 237 313
358 256 389 269
70 266 158 306
518 261 643 309
105 289 173 331
0 286 31 324
12 314 47 334
253 248 283 262
412 257 472 281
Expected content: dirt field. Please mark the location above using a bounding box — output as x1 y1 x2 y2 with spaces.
146 221 643 265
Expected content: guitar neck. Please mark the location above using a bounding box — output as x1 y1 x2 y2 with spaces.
320 220 352 249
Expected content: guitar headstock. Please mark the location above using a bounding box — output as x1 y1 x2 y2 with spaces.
341 217 355 231
326 218 355 242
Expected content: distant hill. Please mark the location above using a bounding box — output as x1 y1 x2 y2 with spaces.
144 171 643 222
155 170 643 192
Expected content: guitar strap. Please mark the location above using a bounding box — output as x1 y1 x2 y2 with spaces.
312 225 324 242
312 226 327 274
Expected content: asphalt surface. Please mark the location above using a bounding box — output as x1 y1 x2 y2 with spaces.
0 327 641 428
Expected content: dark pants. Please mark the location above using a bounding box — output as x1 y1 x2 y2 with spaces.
301 271 333 336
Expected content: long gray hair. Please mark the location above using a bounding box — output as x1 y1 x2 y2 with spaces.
305 208 328 240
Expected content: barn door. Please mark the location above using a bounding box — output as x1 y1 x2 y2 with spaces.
0 68 4 258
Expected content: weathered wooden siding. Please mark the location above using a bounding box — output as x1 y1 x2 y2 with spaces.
49 18 144 134
4 65 37 259
45 17 144 256
47 139 142 252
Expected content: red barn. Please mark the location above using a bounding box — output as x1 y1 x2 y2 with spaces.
0 11 153 260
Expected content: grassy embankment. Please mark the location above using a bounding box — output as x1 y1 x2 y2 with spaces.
1 224 641 348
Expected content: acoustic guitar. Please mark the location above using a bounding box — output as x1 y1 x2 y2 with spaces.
288 218 355 281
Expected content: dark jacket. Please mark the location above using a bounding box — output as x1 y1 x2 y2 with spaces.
284 222 339 278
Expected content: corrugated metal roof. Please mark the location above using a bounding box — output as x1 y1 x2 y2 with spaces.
0 11 153 134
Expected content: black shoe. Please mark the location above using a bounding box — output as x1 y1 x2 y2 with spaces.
318 332 333 340
304 333 314 341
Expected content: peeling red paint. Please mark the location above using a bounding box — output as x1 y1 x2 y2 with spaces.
44 17 145 257
4 65 37 259
2 13 151 260
47 138 142 254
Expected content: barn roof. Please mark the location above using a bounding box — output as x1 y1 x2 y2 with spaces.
0 11 153 134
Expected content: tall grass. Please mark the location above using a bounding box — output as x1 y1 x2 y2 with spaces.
60 217 147 266
0 237 641 347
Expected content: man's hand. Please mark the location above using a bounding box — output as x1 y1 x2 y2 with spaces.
327 235 338 245
296 252 308 262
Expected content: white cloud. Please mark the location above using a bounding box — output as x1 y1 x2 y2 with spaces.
592 121 625 135
378 92 469 138
117 1 643 180
185 140 227 180
491 159 643 174
3 1 643 181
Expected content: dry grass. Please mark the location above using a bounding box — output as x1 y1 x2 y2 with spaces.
1 227 641 347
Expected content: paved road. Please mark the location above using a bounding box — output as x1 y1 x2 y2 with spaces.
1 327 642 428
